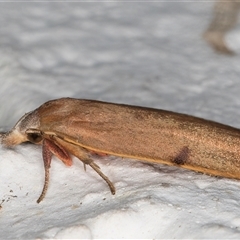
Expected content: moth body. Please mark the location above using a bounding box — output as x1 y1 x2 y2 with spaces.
2 97 240 202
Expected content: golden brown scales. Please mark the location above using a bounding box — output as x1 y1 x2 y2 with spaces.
1 98 240 203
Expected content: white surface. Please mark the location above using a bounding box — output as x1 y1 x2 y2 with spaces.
1 2 240 239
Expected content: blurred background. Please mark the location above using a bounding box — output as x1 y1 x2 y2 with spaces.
0 1 240 128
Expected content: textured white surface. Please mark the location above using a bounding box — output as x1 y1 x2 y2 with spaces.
1 2 240 239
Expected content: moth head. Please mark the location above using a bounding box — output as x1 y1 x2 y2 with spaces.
1 109 41 146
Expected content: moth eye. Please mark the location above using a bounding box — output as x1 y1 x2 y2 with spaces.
27 133 43 143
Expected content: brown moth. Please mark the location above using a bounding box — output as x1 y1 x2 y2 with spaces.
1 97 240 203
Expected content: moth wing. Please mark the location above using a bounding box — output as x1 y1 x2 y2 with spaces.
37 98 174 158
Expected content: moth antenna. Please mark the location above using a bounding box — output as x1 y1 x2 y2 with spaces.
88 162 116 195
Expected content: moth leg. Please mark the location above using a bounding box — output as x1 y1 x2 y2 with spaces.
74 152 116 195
37 139 73 203
43 138 72 166
37 139 52 203
52 136 116 195
88 161 115 195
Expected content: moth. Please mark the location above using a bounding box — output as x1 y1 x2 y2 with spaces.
1 98 240 203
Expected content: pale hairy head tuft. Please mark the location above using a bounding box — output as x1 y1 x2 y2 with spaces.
1 109 40 147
